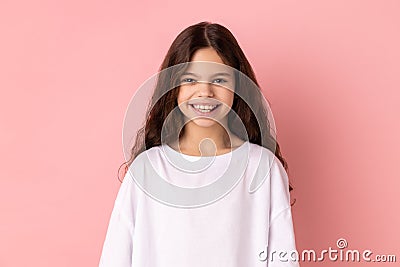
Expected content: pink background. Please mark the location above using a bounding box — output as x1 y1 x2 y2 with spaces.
1 0 399 266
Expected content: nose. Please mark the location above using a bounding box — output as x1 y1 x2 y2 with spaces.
196 81 214 97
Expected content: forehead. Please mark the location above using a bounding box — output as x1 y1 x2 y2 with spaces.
182 61 234 77
191 47 224 63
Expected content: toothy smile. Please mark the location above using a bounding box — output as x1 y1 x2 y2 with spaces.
190 104 220 113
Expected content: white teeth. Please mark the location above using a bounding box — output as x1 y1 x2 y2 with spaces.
193 104 216 110
192 104 217 113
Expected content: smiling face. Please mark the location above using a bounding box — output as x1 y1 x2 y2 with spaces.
177 47 235 128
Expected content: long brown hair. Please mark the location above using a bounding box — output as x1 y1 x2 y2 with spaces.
118 21 294 193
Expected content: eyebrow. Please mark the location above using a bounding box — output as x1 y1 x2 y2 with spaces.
181 72 232 77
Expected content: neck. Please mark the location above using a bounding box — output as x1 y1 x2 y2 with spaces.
178 119 232 155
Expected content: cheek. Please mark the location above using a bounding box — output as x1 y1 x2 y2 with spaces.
177 87 190 105
176 88 184 104
221 90 235 105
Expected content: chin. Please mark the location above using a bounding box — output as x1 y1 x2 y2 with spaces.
192 118 219 128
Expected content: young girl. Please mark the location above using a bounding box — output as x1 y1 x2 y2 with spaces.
99 21 299 266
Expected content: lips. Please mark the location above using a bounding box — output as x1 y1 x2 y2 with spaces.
190 104 220 115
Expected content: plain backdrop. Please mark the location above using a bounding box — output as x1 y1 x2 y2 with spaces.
1 0 399 266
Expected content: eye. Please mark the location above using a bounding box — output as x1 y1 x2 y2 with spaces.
181 78 196 84
212 78 227 84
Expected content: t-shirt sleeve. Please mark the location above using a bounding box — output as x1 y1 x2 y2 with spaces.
99 173 136 267
266 157 300 267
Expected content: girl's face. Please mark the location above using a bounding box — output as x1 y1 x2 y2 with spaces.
177 47 235 128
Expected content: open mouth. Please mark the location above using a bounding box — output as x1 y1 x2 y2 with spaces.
189 104 220 114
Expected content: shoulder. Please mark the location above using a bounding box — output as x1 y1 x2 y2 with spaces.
130 145 163 164
247 141 278 166
245 141 287 191
248 142 288 183
245 143 291 217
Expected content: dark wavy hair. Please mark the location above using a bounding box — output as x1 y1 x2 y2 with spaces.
118 21 294 194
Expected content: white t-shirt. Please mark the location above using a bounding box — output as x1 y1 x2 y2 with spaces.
99 141 300 266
